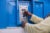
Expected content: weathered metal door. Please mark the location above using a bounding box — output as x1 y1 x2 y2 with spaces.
33 2 44 18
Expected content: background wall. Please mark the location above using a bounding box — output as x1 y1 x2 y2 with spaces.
0 0 8 28
32 0 50 18
0 0 50 29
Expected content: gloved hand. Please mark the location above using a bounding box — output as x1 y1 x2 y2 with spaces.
22 9 32 17
24 11 32 16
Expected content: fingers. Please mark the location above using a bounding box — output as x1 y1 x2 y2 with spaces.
22 9 32 16
24 11 32 16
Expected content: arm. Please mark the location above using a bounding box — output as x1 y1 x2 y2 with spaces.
30 14 44 23
23 10 43 24
24 17 50 33
24 23 49 33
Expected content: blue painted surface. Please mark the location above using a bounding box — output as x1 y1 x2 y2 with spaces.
32 0 50 18
0 0 18 28
7 0 17 27
33 2 44 18
0 0 8 28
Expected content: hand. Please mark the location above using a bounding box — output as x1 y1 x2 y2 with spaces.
21 21 26 28
22 9 32 16
24 11 32 16
21 18 27 28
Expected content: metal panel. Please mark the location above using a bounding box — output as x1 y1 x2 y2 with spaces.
0 0 7 28
7 0 17 27
33 2 44 18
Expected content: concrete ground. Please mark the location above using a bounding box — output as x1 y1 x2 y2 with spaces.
0 27 25 33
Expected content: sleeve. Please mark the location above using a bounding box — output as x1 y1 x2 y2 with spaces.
24 22 49 33
24 17 50 33
30 14 44 24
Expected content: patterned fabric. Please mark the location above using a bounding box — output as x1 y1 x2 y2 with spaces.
24 16 50 33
